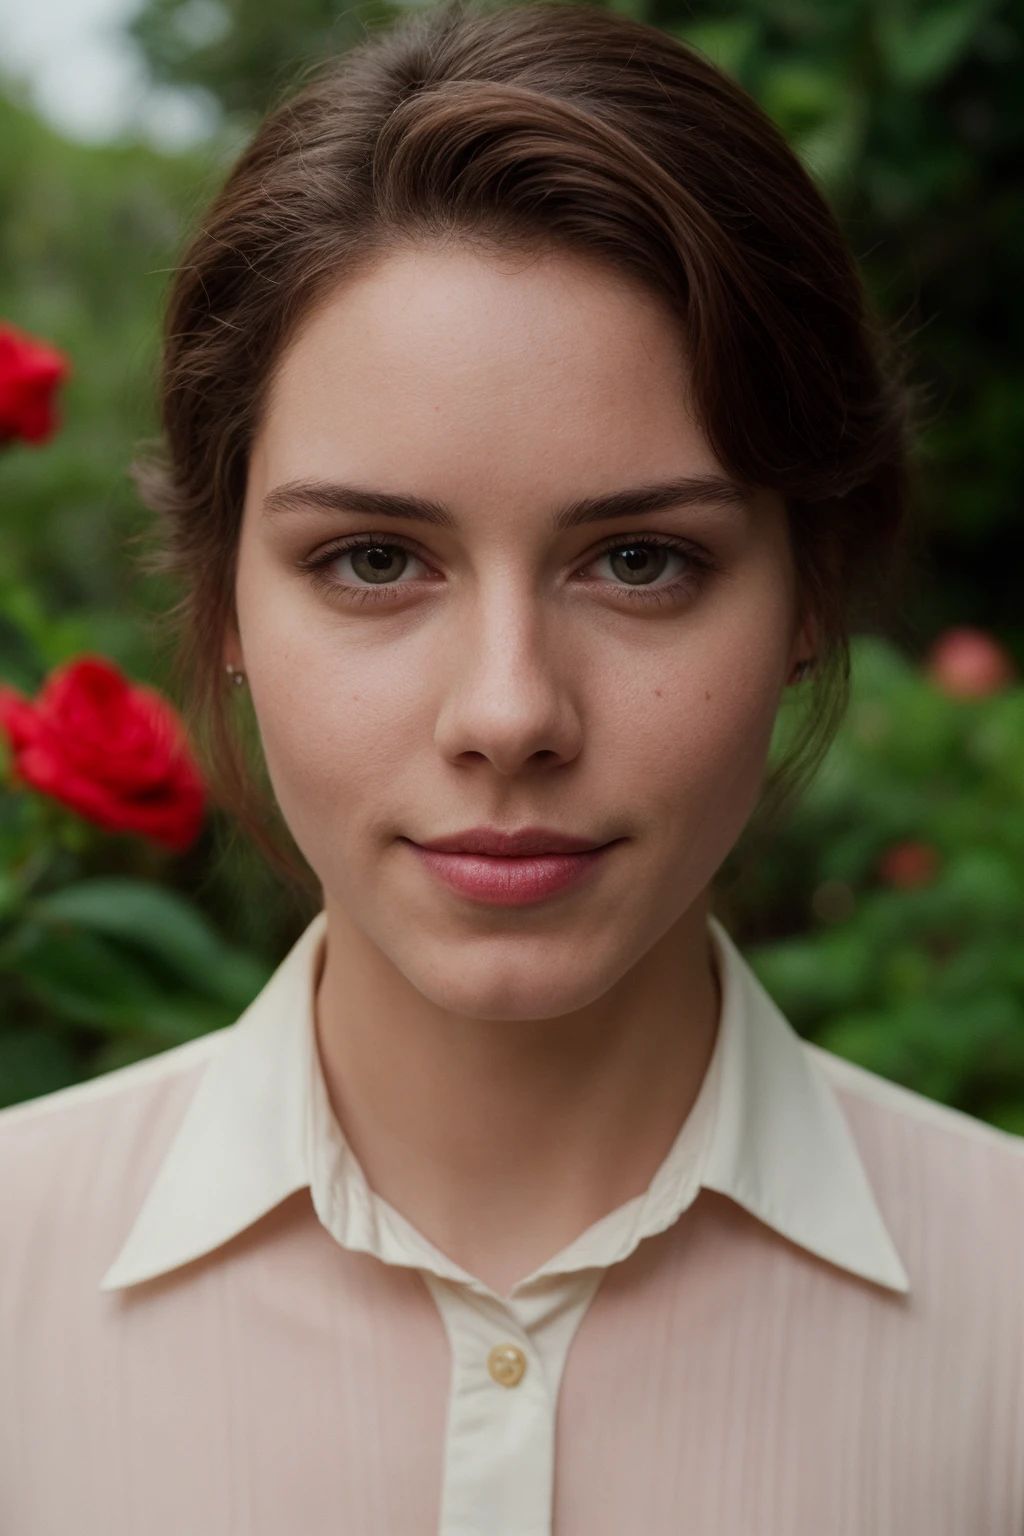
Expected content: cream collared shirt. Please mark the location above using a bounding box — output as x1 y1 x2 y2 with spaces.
2 916 1024 1534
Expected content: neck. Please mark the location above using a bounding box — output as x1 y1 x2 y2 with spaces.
315 895 719 1296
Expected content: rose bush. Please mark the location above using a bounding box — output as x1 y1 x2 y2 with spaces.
0 657 205 851
0 642 268 1107
737 635 1024 1130
0 323 70 446
0 318 273 1109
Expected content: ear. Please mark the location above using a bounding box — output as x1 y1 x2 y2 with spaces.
222 622 245 676
786 610 819 687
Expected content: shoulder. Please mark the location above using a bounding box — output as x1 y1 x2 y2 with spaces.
0 1032 226 1284
807 1041 1024 1281
809 1038 1024 1162
0 1028 225 1153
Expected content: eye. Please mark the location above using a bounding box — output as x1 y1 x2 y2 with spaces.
591 541 687 587
331 541 426 585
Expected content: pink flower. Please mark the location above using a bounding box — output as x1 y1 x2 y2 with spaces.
926 627 1017 699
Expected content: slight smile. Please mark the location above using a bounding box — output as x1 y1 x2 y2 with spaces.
404 827 621 907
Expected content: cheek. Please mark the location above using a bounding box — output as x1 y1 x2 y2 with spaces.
601 603 790 844
236 590 430 862
256 656 423 810
618 672 777 815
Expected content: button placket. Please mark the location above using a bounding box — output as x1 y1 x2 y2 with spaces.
423 1278 555 1536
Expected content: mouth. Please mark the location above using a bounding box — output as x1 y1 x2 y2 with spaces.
404 825 620 906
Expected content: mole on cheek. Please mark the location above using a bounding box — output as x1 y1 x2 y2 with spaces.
654 689 663 698
705 690 711 701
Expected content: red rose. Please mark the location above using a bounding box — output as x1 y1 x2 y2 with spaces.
0 657 205 851
926 626 1017 699
877 840 940 890
0 322 71 445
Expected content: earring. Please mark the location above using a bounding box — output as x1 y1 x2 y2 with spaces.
225 664 246 688
792 658 815 683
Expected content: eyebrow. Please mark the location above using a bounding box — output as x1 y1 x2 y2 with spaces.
261 474 749 531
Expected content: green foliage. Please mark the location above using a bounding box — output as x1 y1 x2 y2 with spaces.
31 879 269 1007
664 0 1024 652
734 639 1024 1128
130 0 400 117
0 91 299 981
0 90 218 678
0 796 274 1106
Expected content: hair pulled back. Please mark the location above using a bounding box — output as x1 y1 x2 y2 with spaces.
139 0 910 849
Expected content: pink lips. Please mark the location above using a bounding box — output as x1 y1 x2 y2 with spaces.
406 826 615 906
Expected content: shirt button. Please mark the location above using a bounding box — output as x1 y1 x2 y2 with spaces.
488 1343 527 1388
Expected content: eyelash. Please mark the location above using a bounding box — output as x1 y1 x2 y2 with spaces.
300 534 437 608
299 531 718 609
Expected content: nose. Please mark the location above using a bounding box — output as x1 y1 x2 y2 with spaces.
432 590 583 777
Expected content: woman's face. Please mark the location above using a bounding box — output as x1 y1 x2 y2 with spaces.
234 246 809 1019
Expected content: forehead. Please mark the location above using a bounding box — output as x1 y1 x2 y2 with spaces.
254 245 724 507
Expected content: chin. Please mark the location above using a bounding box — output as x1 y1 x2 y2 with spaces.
398 935 628 1022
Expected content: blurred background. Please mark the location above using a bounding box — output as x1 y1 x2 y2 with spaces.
1 0 1023 1124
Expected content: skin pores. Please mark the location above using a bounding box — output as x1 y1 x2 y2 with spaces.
233 245 808 1025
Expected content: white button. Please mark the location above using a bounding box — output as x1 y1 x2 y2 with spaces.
487 1342 527 1387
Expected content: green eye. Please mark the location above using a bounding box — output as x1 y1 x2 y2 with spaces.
349 545 409 583
607 545 671 585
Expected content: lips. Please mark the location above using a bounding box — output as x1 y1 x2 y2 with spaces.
415 826 606 857
406 826 616 905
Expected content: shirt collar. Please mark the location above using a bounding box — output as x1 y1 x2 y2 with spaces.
101 914 908 1296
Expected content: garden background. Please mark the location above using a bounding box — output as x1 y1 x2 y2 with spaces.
2 0 1023 1125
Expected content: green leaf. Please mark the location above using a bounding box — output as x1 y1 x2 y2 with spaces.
29 878 270 1009
3 924 168 1027
984 1103 1024 1137
749 930 875 1025
604 0 652 21
0 1026 79 1109
2 922 238 1042
875 2 989 89
672 19 762 79
0 609 47 693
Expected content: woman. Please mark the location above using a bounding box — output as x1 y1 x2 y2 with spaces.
3 5 1022 1532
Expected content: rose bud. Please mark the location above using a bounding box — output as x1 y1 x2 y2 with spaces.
877 840 940 890
926 626 1017 699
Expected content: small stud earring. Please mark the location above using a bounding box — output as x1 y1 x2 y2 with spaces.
225 664 246 688
792 658 815 683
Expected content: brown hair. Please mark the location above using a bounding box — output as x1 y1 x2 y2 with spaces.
139 0 910 860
